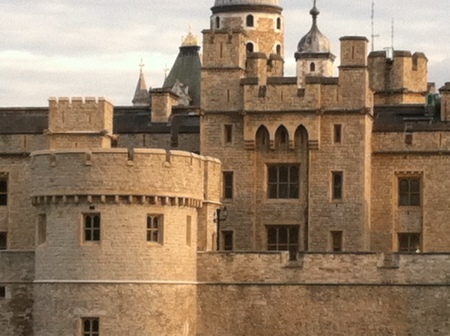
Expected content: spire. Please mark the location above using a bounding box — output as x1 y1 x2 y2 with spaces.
132 59 150 106
182 25 199 47
310 0 320 23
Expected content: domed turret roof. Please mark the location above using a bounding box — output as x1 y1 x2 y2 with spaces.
214 0 280 7
297 2 331 53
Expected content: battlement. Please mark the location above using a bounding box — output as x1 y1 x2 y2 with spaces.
198 252 450 285
30 149 221 204
47 96 114 149
368 50 428 105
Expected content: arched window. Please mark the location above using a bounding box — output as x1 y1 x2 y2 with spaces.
294 126 308 150
276 44 281 55
310 62 316 72
216 16 220 29
246 15 254 27
256 126 270 151
275 126 289 149
276 17 281 30
246 42 254 53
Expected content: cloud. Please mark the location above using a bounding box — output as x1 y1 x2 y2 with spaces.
0 0 449 106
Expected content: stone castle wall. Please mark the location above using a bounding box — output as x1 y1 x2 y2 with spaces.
0 251 34 336
196 252 450 336
29 149 220 336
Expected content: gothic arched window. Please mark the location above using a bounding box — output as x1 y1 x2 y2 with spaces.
246 42 254 53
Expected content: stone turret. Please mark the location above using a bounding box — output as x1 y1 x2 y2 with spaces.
202 0 285 112
295 0 335 87
368 50 428 105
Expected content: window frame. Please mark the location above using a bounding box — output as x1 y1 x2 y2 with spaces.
276 17 282 30
398 177 421 207
81 317 100 336
223 124 233 144
221 230 234 251
267 164 300 200
398 232 421 253
0 176 8 206
0 232 7 250
246 14 254 27
330 231 343 252
331 171 344 201
0 286 6 299
146 214 164 245
333 124 342 144
246 42 254 53
223 171 234 200
266 225 299 260
83 214 101 243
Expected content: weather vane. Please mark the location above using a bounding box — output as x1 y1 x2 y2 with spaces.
139 58 145 70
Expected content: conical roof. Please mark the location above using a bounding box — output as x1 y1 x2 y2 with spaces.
132 63 150 106
163 33 202 106
297 2 331 53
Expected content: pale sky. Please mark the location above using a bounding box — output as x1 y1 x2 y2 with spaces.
1 0 449 107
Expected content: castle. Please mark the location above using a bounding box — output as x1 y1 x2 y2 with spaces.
0 0 449 335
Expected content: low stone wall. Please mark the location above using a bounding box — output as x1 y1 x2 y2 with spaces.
197 252 450 336
197 251 450 284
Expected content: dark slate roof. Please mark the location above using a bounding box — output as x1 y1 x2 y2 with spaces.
0 106 199 135
163 45 202 106
0 108 48 134
113 106 199 134
373 105 450 132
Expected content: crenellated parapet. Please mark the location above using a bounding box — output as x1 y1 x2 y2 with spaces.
47 97 114 149
31 148 221 204
368 50 428 105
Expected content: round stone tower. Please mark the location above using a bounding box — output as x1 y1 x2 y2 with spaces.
211 0 284 57
30 97 222 336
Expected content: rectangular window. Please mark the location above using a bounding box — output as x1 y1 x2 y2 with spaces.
332 172 343 200
82 317 100 336
222 230 234 251
37 214 47 246
398 233 421 253
331 231 343 252
186 216 192 247
223 172 234 199
0 232 7 250
224 124 233 144
0 177 7 206
399 178 420 206
333 124 342 144
0 286 5 298
84 214 101 242
147 215 163 244
267 225 299 260
268 165 300 199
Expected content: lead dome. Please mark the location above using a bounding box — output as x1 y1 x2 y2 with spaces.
297 2 331 53
214 0 280 6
